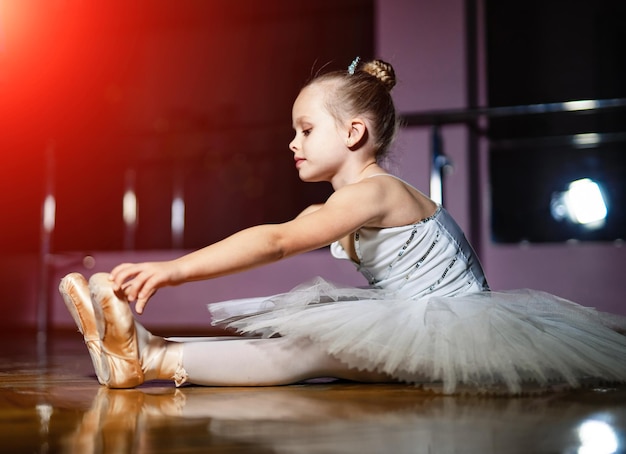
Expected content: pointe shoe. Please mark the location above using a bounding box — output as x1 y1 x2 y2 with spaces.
134 322 188 387
59 273 106 385
90 272 144 388
89 273 187 389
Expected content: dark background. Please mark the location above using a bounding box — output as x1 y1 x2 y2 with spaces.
0 0 374 253
485 0 626 242
2 0 625 252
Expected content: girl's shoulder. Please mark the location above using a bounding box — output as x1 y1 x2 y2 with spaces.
368 173 435 206
361 173 421 193
346 173 438 228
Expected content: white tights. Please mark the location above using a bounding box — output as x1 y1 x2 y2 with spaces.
178 336 392 386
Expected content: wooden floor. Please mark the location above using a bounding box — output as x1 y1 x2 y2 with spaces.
1 329 625 454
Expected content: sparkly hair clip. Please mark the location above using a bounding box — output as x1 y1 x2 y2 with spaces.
348 56 360 75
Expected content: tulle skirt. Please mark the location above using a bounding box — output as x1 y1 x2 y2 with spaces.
208 277 626 394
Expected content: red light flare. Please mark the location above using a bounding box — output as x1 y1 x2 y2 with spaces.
0 1 146 252
1 1 147 141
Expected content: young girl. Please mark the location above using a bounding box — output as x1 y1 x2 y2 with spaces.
60 58 626 395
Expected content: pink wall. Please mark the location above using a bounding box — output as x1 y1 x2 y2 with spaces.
376 0 470 237
376 0 626 314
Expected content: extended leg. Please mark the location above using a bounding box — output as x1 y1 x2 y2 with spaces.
182 336 392 386
89 272 390 388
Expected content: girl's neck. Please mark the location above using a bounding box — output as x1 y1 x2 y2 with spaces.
330 161 382 190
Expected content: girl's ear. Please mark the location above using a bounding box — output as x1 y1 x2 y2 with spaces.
345 118 367 148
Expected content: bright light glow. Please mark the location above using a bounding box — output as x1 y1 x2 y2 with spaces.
573 133 600 147
578 419 619 454
551 178 608 228
430 172 442 205
564 100 598 111
123 190 137 226
171 196 185 237
564 178 607 225
36 403 53 434
43 195 56 233
0 6 5 53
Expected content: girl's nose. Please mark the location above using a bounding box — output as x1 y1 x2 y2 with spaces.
289 137 298 152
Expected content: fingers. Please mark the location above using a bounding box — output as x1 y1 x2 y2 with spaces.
109 263 139 291
135 299 146 315
107 260 175 316
131 279 158 314
107 262 164 314
119 275 148 303
134 289 155 315
109 264 148 297
127 278 155 305
120 278 140 302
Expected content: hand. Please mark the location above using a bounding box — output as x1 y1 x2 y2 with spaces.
109 261 180 314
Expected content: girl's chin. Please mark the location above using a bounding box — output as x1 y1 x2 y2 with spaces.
296 167 330 183
297 173 325 183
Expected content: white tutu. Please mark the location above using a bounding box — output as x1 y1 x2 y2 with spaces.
209 202 625 394
209 277 626 395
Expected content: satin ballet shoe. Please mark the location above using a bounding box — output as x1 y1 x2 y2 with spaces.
89 272 144 388
59 273 106 385
89 272 187 389
134 321 188 387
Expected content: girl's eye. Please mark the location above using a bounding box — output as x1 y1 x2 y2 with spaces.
302 129 311 137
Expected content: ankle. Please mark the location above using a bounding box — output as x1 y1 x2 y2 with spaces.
142 339 187 386
167 343 188 387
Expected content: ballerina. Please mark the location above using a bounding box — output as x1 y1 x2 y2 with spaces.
60 58 626 394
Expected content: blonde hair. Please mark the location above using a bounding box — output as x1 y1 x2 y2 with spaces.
305 59 398 161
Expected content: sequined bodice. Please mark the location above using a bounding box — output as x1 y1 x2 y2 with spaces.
331 206 489 298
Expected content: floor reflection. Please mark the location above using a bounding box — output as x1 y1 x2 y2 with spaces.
1 331 624 454
57 383 626 454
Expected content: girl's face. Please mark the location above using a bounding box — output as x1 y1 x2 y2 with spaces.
289 83 350 183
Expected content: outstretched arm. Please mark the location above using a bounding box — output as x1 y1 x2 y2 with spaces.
110 181 388 313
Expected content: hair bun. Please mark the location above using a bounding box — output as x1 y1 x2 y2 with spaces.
362 60 396 91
